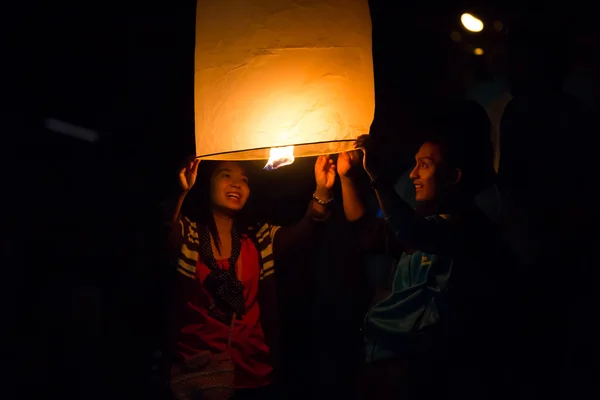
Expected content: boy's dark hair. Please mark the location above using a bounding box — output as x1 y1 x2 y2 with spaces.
419 101 495 195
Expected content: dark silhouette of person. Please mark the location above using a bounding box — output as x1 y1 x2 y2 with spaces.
500 22 598 399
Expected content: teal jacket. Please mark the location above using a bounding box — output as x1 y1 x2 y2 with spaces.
357 186 497 363
364 214 454 362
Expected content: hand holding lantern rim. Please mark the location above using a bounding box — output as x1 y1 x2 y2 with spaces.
354 134 377 180
179 157 201 193
337 150 362 178
314 155 336 200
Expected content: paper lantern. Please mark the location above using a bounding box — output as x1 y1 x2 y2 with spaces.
194 0 375 167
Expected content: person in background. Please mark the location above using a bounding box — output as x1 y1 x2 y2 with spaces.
338 130 504 400
500 21 598 399
485 91 513 173
162 156 336 399
501 23 596 264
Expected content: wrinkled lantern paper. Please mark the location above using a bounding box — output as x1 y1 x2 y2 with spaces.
194 0 375 169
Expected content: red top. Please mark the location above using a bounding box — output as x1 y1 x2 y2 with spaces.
175 236 272 389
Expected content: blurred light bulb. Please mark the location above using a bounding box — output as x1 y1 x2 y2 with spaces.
450 31 462 42
461 13 484 32
474 47 484 56
44 118 99 143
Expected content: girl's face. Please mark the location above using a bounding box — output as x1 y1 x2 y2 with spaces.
209 162 250 213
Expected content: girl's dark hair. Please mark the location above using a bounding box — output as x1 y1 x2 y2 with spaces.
181 160 257 254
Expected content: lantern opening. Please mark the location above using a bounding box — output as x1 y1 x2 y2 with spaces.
264 146 295 171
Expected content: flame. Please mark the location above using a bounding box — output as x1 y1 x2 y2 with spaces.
264 146 295 170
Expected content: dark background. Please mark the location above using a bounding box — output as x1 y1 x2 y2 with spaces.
7 1 598 399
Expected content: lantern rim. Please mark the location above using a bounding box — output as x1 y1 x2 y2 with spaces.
196 138 360 161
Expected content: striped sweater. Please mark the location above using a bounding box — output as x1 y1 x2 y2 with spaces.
174 215 281 282
169 202 329 374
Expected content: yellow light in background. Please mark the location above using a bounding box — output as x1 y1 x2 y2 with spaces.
194 0 375 167
474 47 484 56
461 13 484 32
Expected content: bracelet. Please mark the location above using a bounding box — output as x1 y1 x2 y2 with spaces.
312 192 334 206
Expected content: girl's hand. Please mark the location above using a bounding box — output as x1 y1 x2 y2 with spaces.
314 155 336 192
178 157 200 192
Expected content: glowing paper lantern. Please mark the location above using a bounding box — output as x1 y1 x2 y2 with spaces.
194 0 375 165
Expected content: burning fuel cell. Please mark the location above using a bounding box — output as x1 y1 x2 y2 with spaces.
193 0 375 168
264 146 295 171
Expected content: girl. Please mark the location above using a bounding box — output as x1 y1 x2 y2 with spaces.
165 156 336 399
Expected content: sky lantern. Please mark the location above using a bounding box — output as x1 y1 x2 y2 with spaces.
194 0 375 169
